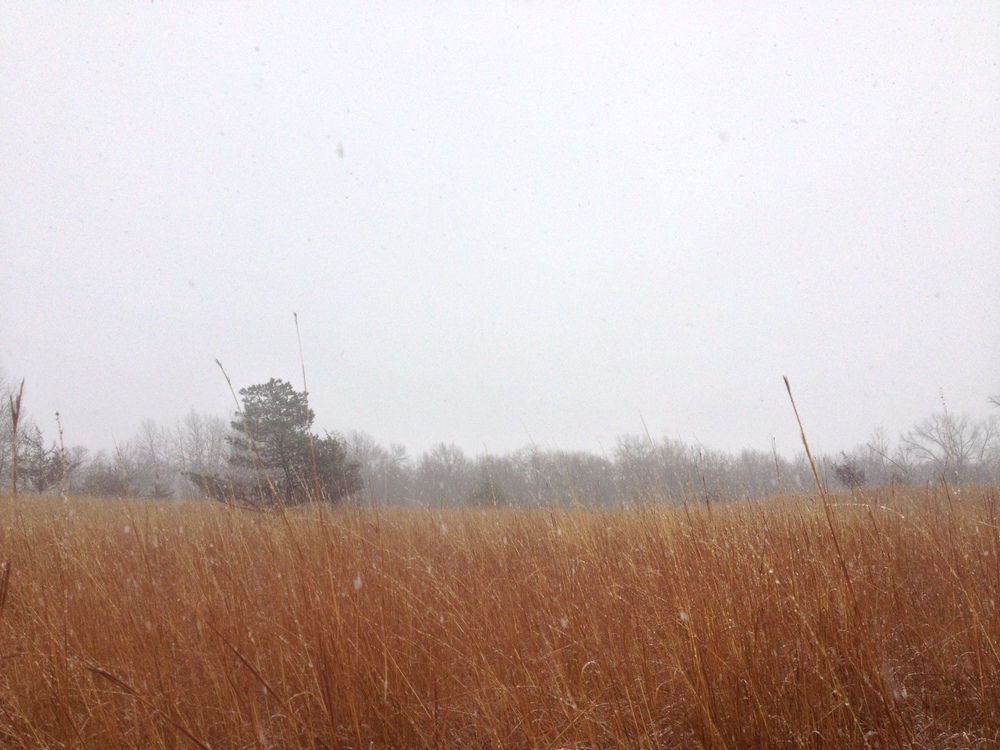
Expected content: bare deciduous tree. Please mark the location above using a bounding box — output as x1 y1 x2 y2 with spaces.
833 454 866 489
17 424 62 494
346 431 412 505
900 411 996 483
415 443 475 506
175 410 229 478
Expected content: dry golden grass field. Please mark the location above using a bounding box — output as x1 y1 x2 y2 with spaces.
0 488 997 749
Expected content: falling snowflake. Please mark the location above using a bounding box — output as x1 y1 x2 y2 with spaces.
353 574 363 591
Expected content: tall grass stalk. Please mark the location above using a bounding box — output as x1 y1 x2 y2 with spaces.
784 376 908 748
7 380 24 496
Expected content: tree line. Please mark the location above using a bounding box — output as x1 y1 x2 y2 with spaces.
2 367 999 506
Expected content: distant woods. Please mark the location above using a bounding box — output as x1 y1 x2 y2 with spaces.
2 366 999 505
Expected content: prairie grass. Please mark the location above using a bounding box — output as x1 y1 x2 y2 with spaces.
0 487 997 748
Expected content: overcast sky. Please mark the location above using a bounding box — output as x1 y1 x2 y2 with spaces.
2 3 998 460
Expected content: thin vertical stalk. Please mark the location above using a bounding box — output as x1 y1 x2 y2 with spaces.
783 376 908 748
8 380 24 496
294 312 323 506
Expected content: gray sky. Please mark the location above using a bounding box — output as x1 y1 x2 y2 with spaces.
2 3 998 460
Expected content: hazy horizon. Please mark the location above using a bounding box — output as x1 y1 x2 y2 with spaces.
3 3 998 460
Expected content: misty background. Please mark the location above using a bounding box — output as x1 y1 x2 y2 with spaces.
2 4 998 497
